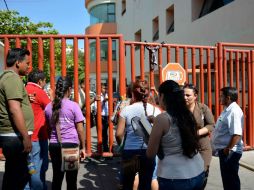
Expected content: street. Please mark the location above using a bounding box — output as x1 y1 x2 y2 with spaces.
0 154 253 189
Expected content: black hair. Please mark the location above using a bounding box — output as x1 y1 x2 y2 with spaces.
126 83 133 99
6 48 30 67
28 69 46 83
101 83 107 88
132 79 149 116
158 80 199 158
220 87 238 102
80 78 85 85
183 83 199 95
52 76 73 124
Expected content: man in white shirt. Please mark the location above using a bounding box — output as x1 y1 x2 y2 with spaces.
101 84 109 152
212 87 243 190
78 79 86 113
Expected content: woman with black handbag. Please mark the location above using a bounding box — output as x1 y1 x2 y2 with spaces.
116 79 161 190
45 76 86 190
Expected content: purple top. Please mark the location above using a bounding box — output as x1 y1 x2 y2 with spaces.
45 98 84 144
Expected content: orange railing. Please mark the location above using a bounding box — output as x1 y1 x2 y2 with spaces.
0 34 253 157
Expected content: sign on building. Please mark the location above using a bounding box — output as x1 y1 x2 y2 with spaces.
162 63 186 85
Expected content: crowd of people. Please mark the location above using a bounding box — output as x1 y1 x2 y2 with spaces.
0 48 244 190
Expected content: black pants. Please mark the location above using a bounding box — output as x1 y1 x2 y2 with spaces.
0 136 30 190
218 150 242 190
49 143 78 190
102 116 109 152
121 149 155 190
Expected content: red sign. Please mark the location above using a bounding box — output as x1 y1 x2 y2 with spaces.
162 63 186 85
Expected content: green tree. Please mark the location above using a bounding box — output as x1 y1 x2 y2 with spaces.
0 10 85 82
65 48 85 80
0 10 58 34
0 10 60 80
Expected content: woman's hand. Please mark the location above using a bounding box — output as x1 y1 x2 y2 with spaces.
80 148 86 161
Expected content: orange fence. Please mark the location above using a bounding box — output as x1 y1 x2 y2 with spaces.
0 34 253 157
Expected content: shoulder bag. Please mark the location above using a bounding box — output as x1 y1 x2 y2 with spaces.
56 123 80 172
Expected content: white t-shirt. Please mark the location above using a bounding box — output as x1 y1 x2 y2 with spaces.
78 88 85 109
212 102 244 154
93 93 109 116
120 102 161 150
101 93 109 116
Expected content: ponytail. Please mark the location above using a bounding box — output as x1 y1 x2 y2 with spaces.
52 76 72 124
132 79 149 116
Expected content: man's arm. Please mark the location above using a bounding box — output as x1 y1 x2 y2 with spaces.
223 110 243 155
8 99 32 153
223 135 242 155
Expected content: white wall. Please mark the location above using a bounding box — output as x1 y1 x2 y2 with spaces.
116 0 254 83
117 0 254 45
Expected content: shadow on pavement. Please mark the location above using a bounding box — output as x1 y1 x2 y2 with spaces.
79 157 120 190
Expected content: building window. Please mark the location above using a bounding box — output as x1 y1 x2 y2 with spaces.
90 3 116 25
152 17 159 41
135 30 141 50
90 40 117 62
166 5 174 34
107 3 115 22
122 0 126 15
192 0 234 20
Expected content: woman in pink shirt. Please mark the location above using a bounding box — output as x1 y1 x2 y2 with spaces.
45 76 85 190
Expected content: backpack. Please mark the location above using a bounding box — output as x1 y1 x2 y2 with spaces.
131 114 152 145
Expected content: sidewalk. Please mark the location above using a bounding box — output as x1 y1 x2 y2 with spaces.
0 157 121 190
239 150 254 171
0 151 253 189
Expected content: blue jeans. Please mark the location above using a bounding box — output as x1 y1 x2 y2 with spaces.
25 140 49 190
218 150 242 190
122 149 155 190
158 172 205 190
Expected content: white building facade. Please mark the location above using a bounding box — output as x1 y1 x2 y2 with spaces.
116 0 254 45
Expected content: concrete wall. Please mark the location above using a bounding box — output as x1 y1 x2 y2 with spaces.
116 0 254 83
116 0 254 45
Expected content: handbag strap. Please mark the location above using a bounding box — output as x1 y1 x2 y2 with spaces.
55 123 62 146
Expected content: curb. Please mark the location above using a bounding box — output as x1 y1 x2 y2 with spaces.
239 161 254 172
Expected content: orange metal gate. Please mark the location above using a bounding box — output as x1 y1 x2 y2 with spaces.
0 34 253 157
217 43 254 149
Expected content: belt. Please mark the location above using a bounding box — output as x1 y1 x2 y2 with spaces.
0 136 23 148
0 135 22 141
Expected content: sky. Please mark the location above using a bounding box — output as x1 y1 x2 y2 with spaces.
0 0 90 34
